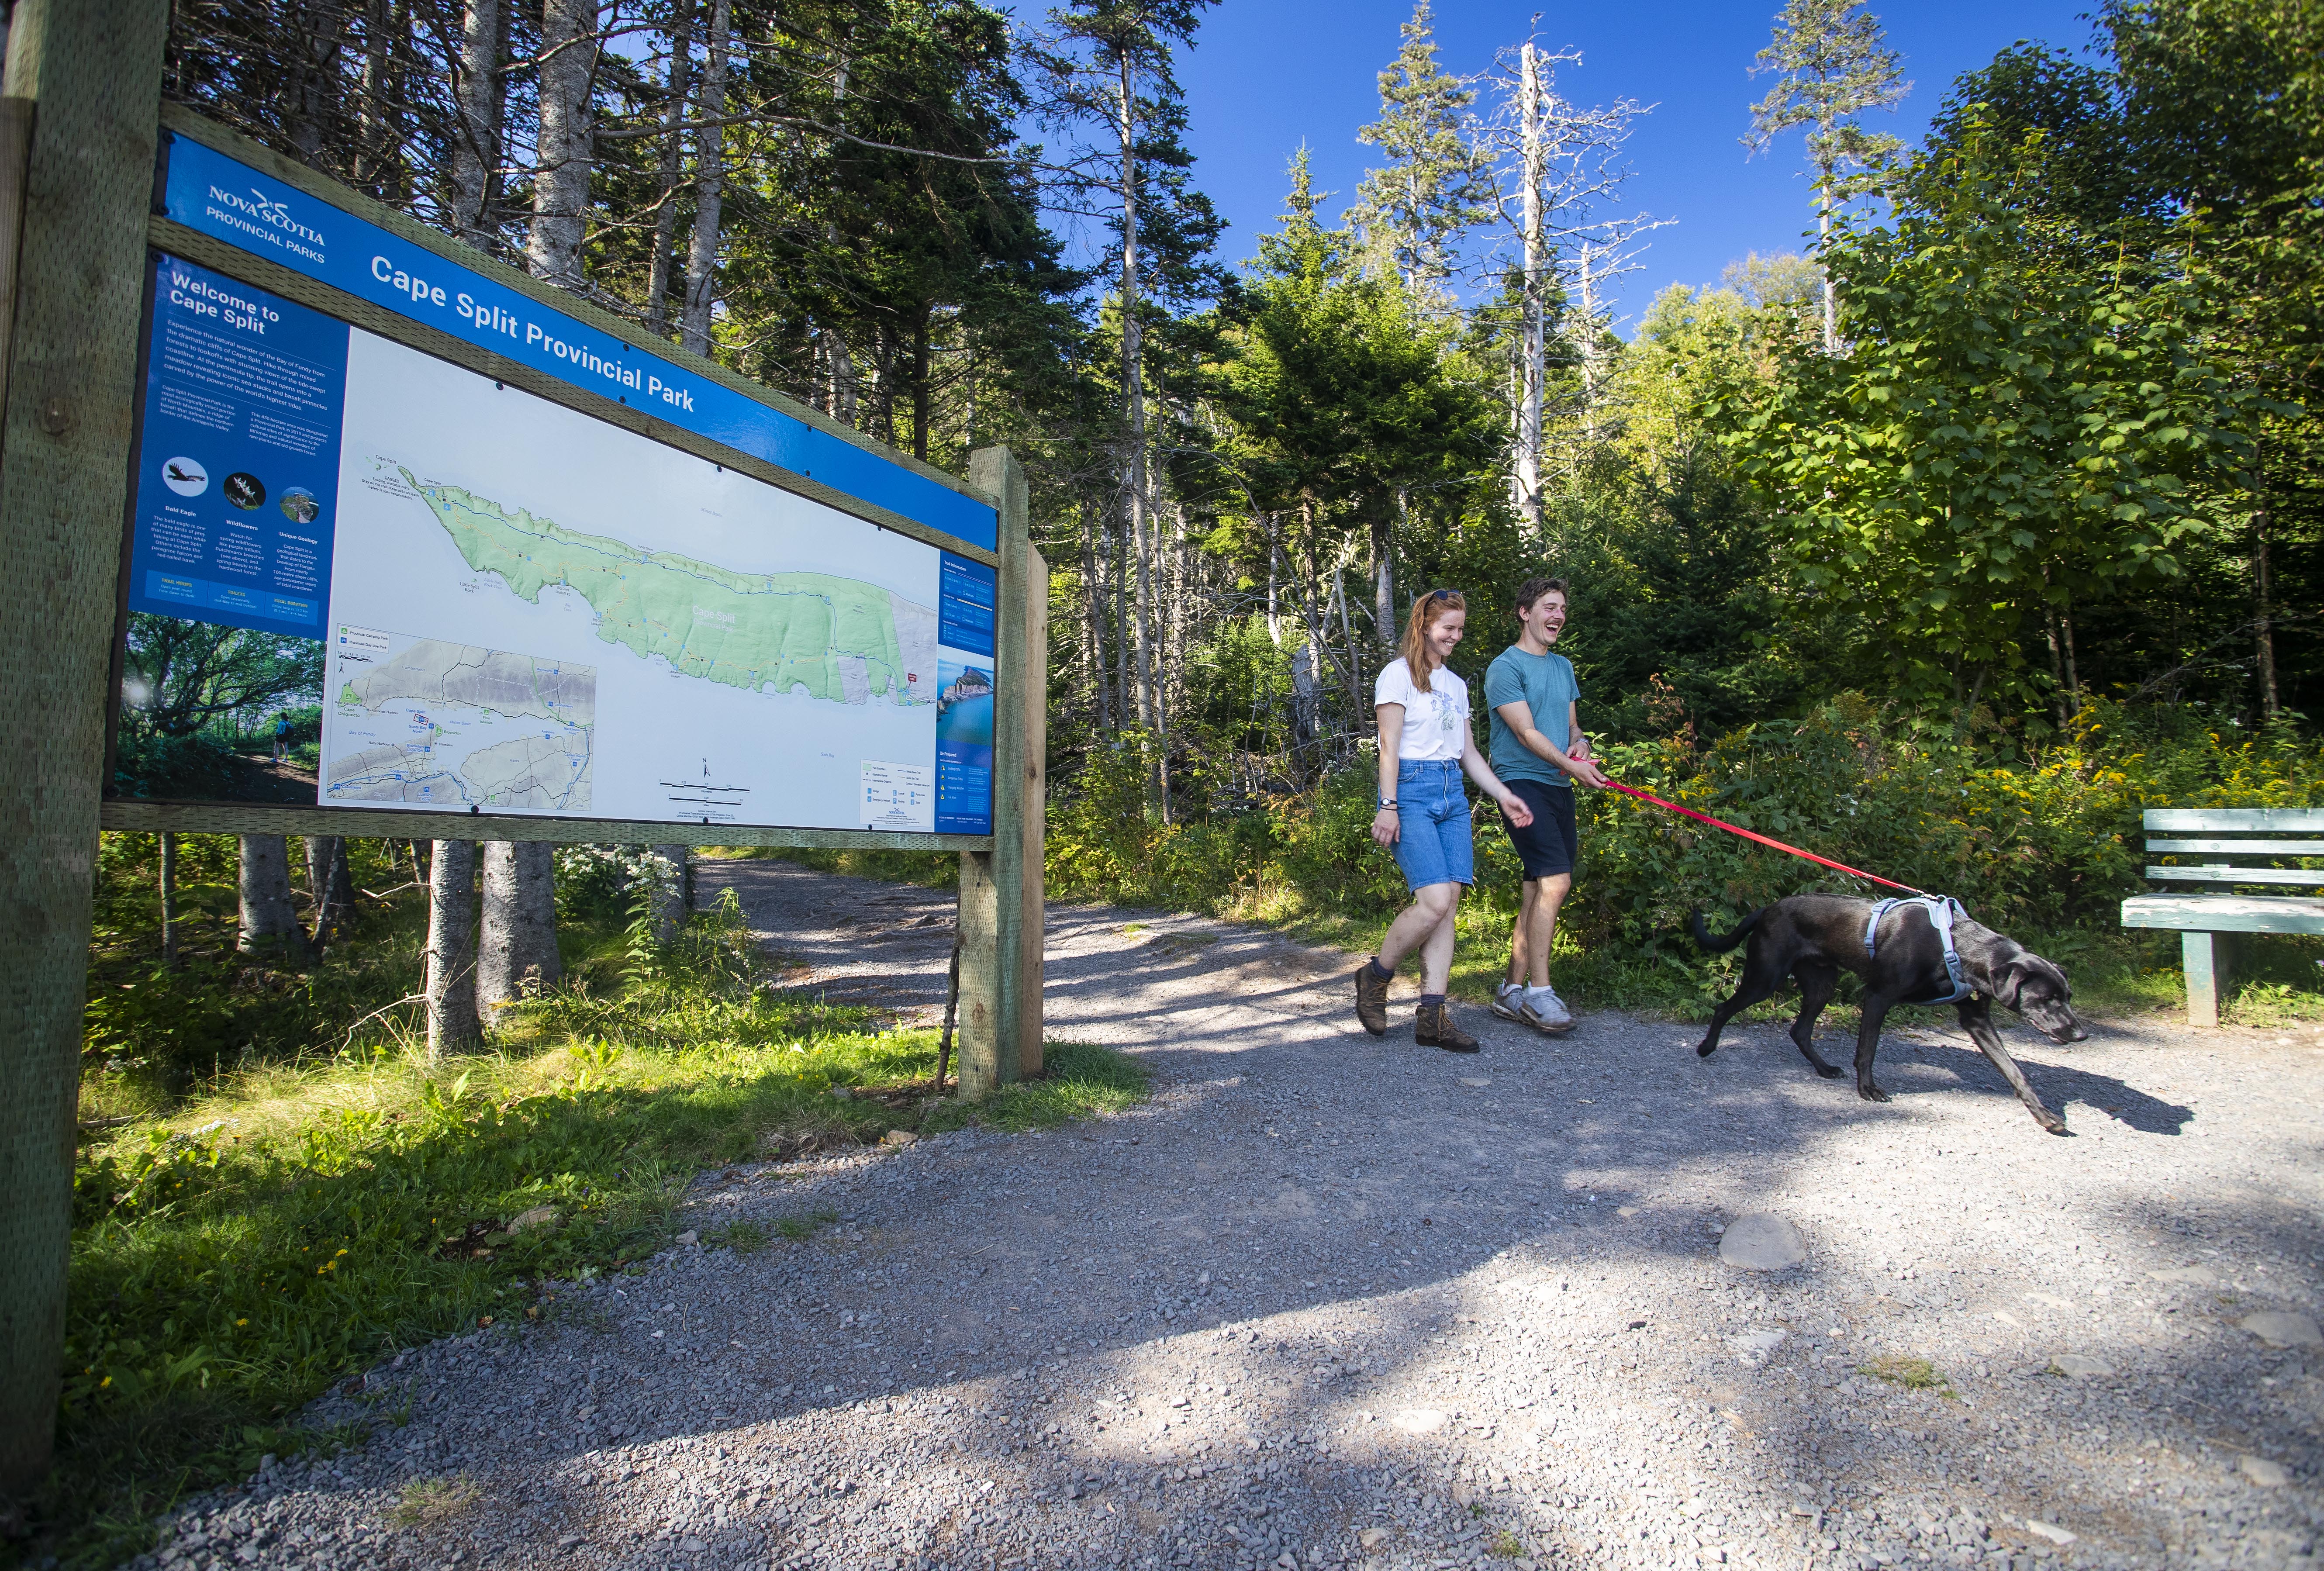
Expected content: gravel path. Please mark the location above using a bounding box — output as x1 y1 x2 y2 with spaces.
142 860 2324 1571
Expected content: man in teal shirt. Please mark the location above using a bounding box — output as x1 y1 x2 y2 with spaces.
1484 577 1606 1032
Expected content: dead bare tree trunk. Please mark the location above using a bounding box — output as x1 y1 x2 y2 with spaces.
679 0 729 357
528 0 600 290
644 0 692 337
426 840 481 1057
1512 41 1546 534
448 0 508 247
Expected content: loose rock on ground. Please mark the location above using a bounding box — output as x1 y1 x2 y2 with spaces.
138 860 2324 1571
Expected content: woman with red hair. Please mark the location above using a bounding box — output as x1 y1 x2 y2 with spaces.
1352 588 1534 1052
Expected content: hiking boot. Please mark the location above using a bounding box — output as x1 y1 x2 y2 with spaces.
1354 961 1392 1036
1415 999 1480 1053
1490 982 1526 1023
1520 985 1575 1034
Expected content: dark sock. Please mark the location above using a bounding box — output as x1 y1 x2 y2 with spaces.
1420 992 1446 1008
1367 958 1394 981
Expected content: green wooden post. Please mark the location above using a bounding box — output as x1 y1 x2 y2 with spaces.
0 0 172 1491
957 446 1044 1094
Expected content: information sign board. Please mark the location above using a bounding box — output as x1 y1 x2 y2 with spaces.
115 249 995 835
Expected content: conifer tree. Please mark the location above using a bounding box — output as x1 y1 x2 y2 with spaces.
1744 0 1910 351
1349 1 1490 307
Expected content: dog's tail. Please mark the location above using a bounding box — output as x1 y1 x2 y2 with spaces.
1689 907 1763 954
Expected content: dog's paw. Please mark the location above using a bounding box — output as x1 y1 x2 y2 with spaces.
1695 1043 1717 1058
1813 1063 1842 1079
1858 1084 1892 1103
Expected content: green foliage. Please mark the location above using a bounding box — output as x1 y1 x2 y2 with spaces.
83 836 428 1100
1707 121 2266 712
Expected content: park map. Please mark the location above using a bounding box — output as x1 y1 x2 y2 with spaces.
405 469 939 708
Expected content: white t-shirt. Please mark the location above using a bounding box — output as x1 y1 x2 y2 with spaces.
1374 657 1471 763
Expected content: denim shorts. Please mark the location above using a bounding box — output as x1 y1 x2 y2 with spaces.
1389 758 1474 892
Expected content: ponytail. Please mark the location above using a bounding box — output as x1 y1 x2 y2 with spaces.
1397 588 1465 694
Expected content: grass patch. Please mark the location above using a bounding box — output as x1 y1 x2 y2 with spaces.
1859 1355 1958 1399
44 894 1146 1569
773 1209 839 1241
922 1041 1152 1134
387 1474 481 1529
704 1219 770 1255
1490 1528 1525 1557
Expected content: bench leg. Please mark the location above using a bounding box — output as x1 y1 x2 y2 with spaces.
2183 931 2224 1027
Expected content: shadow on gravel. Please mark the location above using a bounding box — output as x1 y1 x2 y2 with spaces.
1882 1038 2198 1135
490 860 2308 1571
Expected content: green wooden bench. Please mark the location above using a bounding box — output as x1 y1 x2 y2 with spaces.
2120 808 2324 1026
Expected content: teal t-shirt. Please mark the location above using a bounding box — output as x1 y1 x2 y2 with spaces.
1484 646 1581 788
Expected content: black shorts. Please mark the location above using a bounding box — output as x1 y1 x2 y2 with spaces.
1502 778 1578 879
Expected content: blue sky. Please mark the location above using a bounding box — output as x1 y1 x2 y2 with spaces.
1168 0 2105 332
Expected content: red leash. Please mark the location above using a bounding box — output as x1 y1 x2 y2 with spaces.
1596 777 1929 897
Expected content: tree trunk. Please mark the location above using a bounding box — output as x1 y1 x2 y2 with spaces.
159 831 180 970
644 0 692 336
237 835 303 956
1081 497 1110 732
478 840 562 1022
2043 605 2070 730
911 308 932 461
1266 514 1282 646
1513 42 1546 534
449 0 507 246
2061 603 2081 702
823 326 858 424
1372 501 1397 645
528 0 599 290
1111 508 1131 731
303 836 354 948
287 0 345 169
426 840 480 1057
1116 52 1158 738
2253 498 2278 719
679 0 729 357
356 0 390 191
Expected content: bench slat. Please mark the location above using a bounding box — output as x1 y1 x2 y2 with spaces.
2122 893 2324 934
2147 838 2324 855
2145 808 2324 831
2145 865 2324 887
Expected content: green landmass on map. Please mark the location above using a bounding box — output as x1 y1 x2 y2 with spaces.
402 469 916 702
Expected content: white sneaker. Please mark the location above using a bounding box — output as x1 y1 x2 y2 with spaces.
1520 984 1575 1033
1490 982 1526 1023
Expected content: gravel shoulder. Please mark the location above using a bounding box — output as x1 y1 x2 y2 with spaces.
143 859 2324 1571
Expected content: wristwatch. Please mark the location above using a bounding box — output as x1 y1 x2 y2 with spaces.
1378 798 1399 810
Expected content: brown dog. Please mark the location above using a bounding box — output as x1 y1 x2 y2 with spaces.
1689 894 2088 1134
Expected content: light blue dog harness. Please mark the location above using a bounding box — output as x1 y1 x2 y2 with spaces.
1863 894 1975 1005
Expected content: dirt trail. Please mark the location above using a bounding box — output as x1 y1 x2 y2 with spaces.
148 859 2323 1571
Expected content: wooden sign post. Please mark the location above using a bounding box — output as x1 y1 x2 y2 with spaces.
0 0 1043 1488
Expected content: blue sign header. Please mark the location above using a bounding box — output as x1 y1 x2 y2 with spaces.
160 131 998 552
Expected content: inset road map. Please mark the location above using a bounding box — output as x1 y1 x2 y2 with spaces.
322 627 594 809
